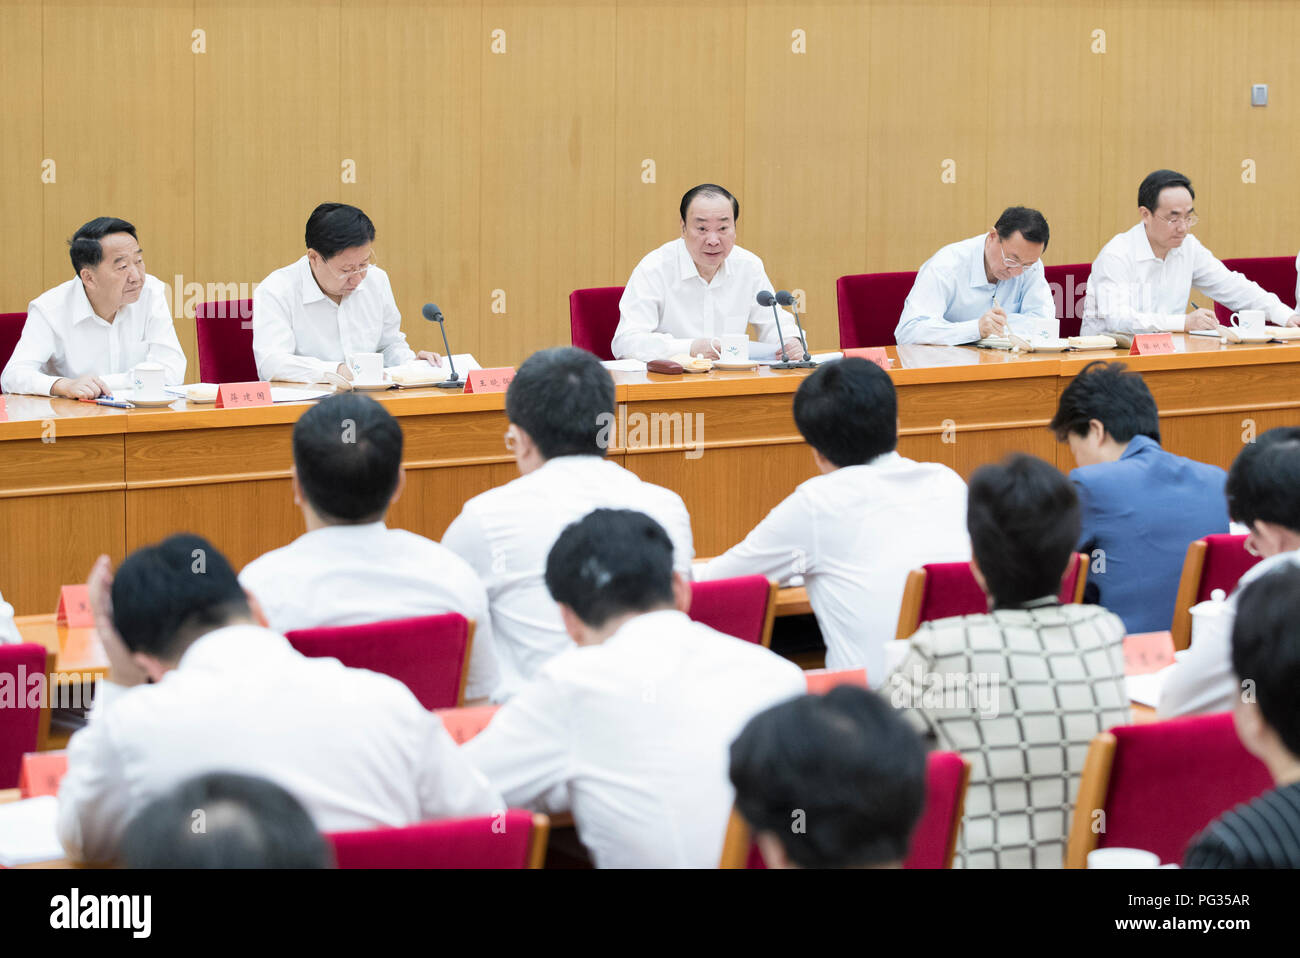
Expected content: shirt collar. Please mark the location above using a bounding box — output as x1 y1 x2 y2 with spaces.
1129 222 1161 263
675 238 730 283
297 520 387 542
1120 434 1160 459
967 234 994 289
297 255 329 306
71 277 107 326
607 608 691 645
175 623 293 672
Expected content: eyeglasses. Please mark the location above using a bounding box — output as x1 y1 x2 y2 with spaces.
996 237 1037 272
320 253 377 279
1154 211 1198 229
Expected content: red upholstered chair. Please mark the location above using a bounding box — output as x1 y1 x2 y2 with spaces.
569 286 624 361
285 613 475 710
688 576 780 647
894 554 1088 639
0 312 26 377
719 751 971 869
835 272 916 349
0 644 47 788
1042 263 1091 338
1169 534 1262 652
328 810 550 868
195 299 257 383
1212 256 1299 324
1065 712 1272 867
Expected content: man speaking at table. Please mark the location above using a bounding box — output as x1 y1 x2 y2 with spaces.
252 203 441 383
1 217 186 398
610 184 805 362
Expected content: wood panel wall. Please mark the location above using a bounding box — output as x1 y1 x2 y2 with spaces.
2 0 1296 372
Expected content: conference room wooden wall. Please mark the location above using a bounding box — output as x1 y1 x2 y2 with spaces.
2 0 1296 375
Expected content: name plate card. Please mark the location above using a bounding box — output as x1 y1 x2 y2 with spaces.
56 584 94 627
1130 333 1175 356
842 347 892 370
215 382 273 408
1123 631 1176 675
804 668 869 694
0 396 7 422
19 751 69 799
463 367 516 394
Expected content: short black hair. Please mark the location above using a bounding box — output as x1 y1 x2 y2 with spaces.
293 393 403 523
994 206 1050 252
304 203 375 260
730 686 927 868
792 357 898 468
1138 169 1194 213
1050 360 1161 444
1231 566 1300 758
68 217 138 275
545 509 675 628
1226 427 1300 533
679 183 739 223
121 772 330 869
111 534 250 661
967 454 1081 608
505 347 616 460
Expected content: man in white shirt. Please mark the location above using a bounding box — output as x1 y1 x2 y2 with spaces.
895 206 1056 345
238 393 500 702
442 347 694 699
1159 427 1300 718
58 534 502 864
252 203 441 383
697 357 970 683
0 588 19 644
1 217 186 398
1082 169 1300 335
611 183 805 362
462 509 805 868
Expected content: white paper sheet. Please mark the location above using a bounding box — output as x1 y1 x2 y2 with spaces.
601 359 648 372
0 795 64 866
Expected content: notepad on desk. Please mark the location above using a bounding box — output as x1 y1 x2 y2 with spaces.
0 795 64 867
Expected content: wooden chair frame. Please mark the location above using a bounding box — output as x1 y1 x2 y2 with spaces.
1169 540 1208 652
1063 731 1118 868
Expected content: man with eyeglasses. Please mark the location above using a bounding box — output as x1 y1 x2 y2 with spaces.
1 217 186 398
894 206 1055 345
1082 169 1300 335
252 203 441 383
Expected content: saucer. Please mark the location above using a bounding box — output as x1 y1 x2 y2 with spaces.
351 380 393 391
713 359 759 370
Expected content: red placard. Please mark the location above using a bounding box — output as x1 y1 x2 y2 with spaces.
1130 333 1175 355
215 381 273 408
1123 631 1176 676
0 396 7 421
19 751 69 799
434 705 501 744
56 584 94 627
804 667 869 694
842 347 892 370
462 367 516 394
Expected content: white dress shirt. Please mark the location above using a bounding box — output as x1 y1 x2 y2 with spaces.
237 522 501 702
0 589 19 645
461 609 806 868
698 452 971 683
1082 224 1294 335
895 234 1056 345
1 275 185 397
611 239 791 361
252 256 416 383
441 456 695 699
56 624 503 863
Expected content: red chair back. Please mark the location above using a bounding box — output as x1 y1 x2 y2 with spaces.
0 312 27 377
0 644 47 788
688 576 778 647
914 556 1084 628
1197 534 1262 603
836 272 915 348
1213 256 1299 324
1042 262 1091 338
904 751 971 869
195 299 257 383
569 287 624 361
285 613 472 710
328 810 547 868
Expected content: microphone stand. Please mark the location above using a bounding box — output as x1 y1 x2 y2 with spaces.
425 311 463 389
777 292 816 368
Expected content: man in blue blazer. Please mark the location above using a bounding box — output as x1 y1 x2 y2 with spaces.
1050 361 1229 633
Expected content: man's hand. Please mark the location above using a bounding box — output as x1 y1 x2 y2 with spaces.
335 362 354 381
780 337 806 361
978 307 1008 339
688 338 720 359
1286 313 1300 328
415 350 443 367
87 554 148 688
51 375 109 399
1183 308 1219 332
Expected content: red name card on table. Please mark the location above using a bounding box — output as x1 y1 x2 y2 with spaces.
842 347 892 369
804 667 869 694
0 396 7 422
56 584 94 627
1130 333 1175 356
1123 631 1176 676
19 751 69 799
215 381 273 408
462 367 516 394
434 705 501 744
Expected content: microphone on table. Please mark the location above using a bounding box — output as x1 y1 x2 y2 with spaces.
775 290 816 368
421 303 464 389
756 291 813 370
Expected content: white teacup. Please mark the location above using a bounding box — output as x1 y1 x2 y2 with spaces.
1230 309 1266 332
131 362 166 400
711 334 749 363
1087 847 1161 869
348 352 384 384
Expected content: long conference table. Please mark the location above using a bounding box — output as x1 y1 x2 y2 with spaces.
4 335 1300 618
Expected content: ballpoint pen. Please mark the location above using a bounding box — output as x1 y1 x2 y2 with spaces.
78 397 135 408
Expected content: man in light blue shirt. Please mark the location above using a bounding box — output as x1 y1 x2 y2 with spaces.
895 206 1056 345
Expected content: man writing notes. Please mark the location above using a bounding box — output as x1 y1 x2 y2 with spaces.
1 217 185 398
252 203 441 383
610 183 805 362
1082 169 1300 335
894 207 1055 345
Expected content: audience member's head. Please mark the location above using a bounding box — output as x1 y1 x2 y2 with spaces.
967 453 1080 608
121 772 330 868
545 508 687 644
1050 361 1161 466
1226 426 1300 558
729 686 927 868
505 347 616 472
792 357 898 471
1228 566 1300 780
292 393 404 525
111 534 255 674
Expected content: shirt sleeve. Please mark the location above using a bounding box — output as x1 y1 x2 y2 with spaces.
1156 605 1237 718
1086 248 1187 333
697 490 813 585
0 590 19 644
1183 828 1237 869
1192 245 1294 326
460 573 502 704
611 260 693 361
0 302 62 396
441 507 491 580
1004 266 1057 331
413 709 505 820
880 627 943 739
102 283 187 391
252 282 337 384
376 276 416 366
56 713 133 863
895 260 982 345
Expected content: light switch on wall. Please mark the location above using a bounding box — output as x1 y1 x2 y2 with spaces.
1251 84 1268 106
